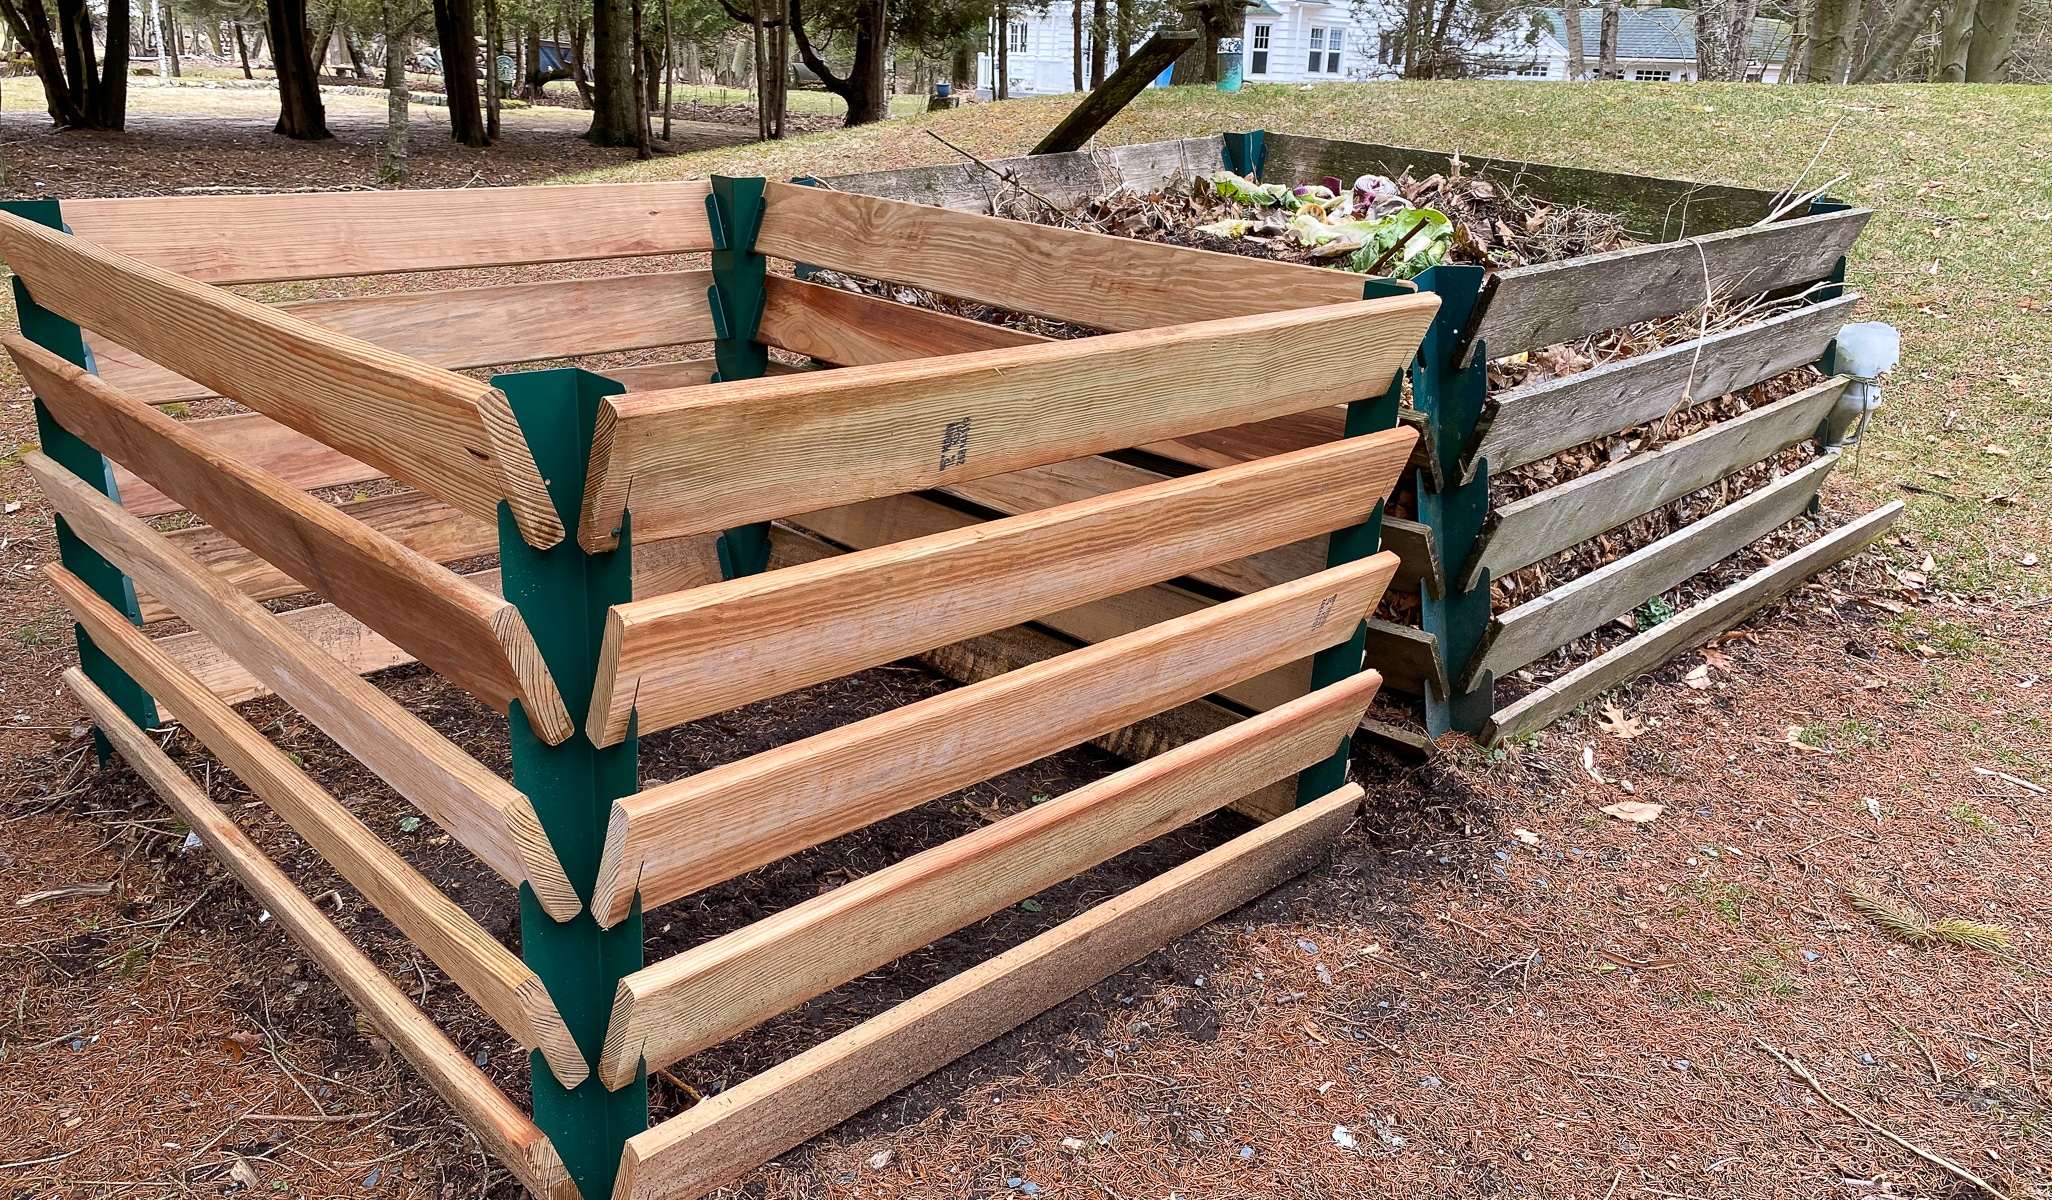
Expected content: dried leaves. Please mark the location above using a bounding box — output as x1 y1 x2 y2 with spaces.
1596 703 1644 739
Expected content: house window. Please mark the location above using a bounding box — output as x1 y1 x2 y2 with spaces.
1307 27 1324 73
1631 68 1672 81
1007 21 1028 53
1250 23 1270 74
1325 29 1343 73
1512 62 1548 77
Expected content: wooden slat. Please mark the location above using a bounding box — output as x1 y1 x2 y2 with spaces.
588 428 1416 745
1468 294 1857 477
581 293 1436 550
1467 208 1870 365
1140 406 1440 494
1463 453 1839 687
595 670 1381 1088
58 180 714 284
587 551 1398 927
64 669 579 1200
16 339 574 745
1486 502 1903 745
0 212 563 548
111 412 378 517
1260 132 1782 241
817 137 1227 214
757 275 1048 366
612 780 1363 1200
87 271 719 405
1461 376 1847 590
24 451 581 922
753 180 1387 334
50 567 587 1089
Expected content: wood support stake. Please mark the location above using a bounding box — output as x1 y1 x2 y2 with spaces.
495 368 647 1200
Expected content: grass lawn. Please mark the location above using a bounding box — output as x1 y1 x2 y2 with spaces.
569 80 2052 598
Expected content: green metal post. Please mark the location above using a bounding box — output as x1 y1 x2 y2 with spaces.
704 175 774 579
3 199 159 739
495 368 645 1200
1409 265 1495 739
1294 277 1413 803
1221 130 1268 180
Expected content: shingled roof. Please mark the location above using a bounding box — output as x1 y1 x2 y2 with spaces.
1533 6 1792 63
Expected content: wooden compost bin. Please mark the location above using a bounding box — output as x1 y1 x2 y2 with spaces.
805 131 1906 744
1 180 1440 1200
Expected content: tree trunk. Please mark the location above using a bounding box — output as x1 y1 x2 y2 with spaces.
162 3 182 75
571 15 595 105
1116 0 1131 61
268 0 331 138
345 28 369 76
660 0 673 139
788 0 886 125
484 0 501 139
1598 0 1619 75
996 0 1009 97
1563 0 1585 79
1071 0 1082 90
630 0 651 157
1720 0 1759 77
1 0 129 128
1694 0 1723 78
233 20 252 76
311 9 333 72
587 0 637 143
1963 0 2018 78
380 0 409 182
523 22 541 96
1936 0 1973 77
1807 0 1860 80
431 0 487 144
1089 0 1107 85
1850 0 1942 78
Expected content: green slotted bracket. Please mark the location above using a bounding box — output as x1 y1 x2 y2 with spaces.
3 199 160 741
493 367 646 1200
1221 130 1268 180
1408 265 1496 739
1293 277 1415 804
704 175 774 579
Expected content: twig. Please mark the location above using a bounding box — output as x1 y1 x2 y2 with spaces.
1359 212 1436 277
239 1111 380 1124
1755 1040 2010 1200
0 1148 82 1170
923 129 1069 220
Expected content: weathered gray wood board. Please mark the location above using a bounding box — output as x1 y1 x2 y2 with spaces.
1465 208 1868 365
1485 501 1903 744
816 137 1224 214
1260 132 1783 241
1462 452 1839 688
1460 375 1848 591
1468 293 1856 478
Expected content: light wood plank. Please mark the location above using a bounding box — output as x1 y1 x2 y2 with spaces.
595 670 1380 1088
1468 294 1856 477
64 669 579 1200
24 452 580 922
587 552 1398 927
87 271 719 405
757 275 1048 366
1486 502 1902 744
50 567 587 1088
112 412 379 517
1463 453 1839 687
753 180 1388 334
613 780 1362 1200
1461 376 1847 591
1139 405 1440 493
581 293 1436 550
0 212 563 548
59 180 715 284
588 429 1416 745
17 338 574 745
1467 208 1870 364
816 137 1227 214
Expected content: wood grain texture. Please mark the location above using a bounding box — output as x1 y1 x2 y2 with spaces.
58 180 714 284
587 551 1399 927
1486 502 1902 745
65 669 580 1200
816 137 1227 214
612 781 1362 1200
15 338 573 745
757 275 1048 366
111 412 380 517
753 181 1387 334
50 567 587 1089
0 211 563 548
1462 376 1847 590
1138 405 1440 494
595 671 1381 1088
587 428 1416 745
24 452 580 922
1467 208 1870 365
580 292 1436 549
1463 453 1840 687
141 492 493 623
1468 294 1856 477
87 271 719 405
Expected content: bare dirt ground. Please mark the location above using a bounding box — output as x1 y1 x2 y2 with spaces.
2 90 2049 1200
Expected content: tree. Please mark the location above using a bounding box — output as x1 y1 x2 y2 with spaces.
1805 0 1860 80
1851 0 1941 77
1963 0 2018 78
431 0 488 145
269 0 333 138
1090 0 1107 83
1563 0 1584 79
378 0 432 180
1596 0 1618 75
588 0 638 143
787 0 888 124
0 0 130 129
1937 0 1973 78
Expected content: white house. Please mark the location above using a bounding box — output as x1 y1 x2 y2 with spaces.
980 0 1381 95
1476 6 1794 81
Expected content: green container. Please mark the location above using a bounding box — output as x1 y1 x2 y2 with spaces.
1217 51 1244 90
